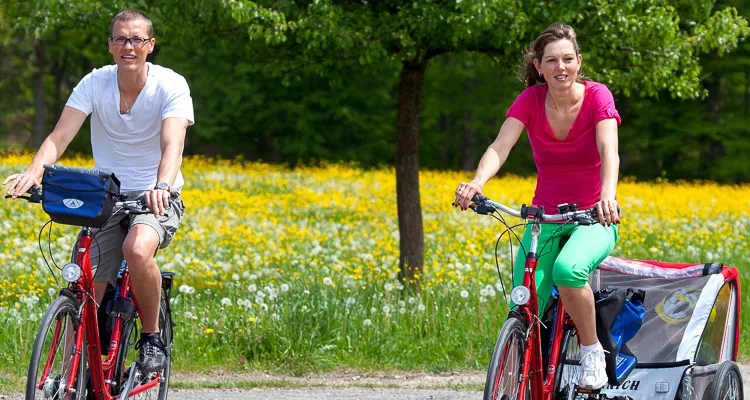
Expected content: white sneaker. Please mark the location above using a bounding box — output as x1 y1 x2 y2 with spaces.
577 346 608 390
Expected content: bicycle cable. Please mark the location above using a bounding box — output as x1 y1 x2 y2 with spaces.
37 220 59 286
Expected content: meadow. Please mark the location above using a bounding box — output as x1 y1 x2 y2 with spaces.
0 154 748 384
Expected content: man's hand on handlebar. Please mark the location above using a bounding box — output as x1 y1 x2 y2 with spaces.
144 188 171 218
3 172 40 199
454 182 483 211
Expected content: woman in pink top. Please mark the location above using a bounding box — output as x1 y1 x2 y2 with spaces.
454 23 620 390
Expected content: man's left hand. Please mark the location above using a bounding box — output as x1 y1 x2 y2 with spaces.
145 188 170 218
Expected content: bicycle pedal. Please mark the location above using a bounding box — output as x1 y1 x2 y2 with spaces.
574 386 602 398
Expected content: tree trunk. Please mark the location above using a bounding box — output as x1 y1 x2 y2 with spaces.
701 73 723 179
395 60 427 289
32 39 46 147
461 79 476 171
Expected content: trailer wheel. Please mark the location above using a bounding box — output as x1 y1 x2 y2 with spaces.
711 361 743 400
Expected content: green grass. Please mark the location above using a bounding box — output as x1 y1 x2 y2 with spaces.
1 158 748 391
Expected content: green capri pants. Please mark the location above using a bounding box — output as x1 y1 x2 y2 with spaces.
511 223 619 314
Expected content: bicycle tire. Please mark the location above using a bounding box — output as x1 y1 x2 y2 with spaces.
483 316 529 400
26 295 87 400
114 296 172 400
553 329 576 400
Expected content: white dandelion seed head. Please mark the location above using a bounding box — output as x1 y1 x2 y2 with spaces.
231 274 240 281
221 297 232 306
248 284 257 293
460 290 469 298
418 304 426 312
323 277 333 286
384 283 394 292
260 303 269 312
398 300 406 307
382 305 391 314
362 319 372 326
399 307 406 314
408 297 416 304
303 289 310 296
280 283 290 292
249 274 258 281
179 284 195 294
370 307 377 314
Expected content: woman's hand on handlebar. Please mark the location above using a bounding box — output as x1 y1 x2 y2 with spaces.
595 197 620 227
2 172 40 199
454 182 483 211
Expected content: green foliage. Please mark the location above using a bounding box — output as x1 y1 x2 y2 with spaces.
223 1 748 100
1 0 749 180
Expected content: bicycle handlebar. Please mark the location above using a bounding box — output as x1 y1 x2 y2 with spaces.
470 194 613 225
4 185 43 203
6 186 154 215
114 198 153 215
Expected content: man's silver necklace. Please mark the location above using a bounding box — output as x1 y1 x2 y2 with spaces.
120 91 132 115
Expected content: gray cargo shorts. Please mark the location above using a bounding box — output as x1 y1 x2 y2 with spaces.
86 190 185 286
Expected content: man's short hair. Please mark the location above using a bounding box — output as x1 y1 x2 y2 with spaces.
110 9 153 38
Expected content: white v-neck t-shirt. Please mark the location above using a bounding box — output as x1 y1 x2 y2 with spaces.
66 62 194 192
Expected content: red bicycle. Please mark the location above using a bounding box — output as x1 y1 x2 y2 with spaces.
10 185 174 400
468 195 626 400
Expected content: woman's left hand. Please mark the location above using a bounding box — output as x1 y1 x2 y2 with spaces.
595 198 620 227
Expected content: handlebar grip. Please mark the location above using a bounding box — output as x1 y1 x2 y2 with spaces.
4 185 42 203
472 194 487 203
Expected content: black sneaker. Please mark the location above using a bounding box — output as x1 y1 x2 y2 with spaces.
135 333 169 373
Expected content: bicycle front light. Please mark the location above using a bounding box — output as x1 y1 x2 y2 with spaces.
62 263 82 283
510 286 531 305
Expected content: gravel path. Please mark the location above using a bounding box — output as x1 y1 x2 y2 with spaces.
1 365 747 399
169 388 481 400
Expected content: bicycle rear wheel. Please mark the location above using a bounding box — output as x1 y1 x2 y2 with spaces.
553 328 577 400
114 296 172 400
26 295 87 400
483 316 529 400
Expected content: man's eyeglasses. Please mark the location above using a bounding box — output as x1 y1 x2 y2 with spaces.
110 36 152 46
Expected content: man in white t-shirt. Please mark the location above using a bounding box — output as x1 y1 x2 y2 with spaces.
3 9 192 373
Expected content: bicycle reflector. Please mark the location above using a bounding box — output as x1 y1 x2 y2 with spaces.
62 263 82 283
510 286 531 305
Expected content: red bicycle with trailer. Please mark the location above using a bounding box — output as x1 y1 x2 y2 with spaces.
468 194 743 400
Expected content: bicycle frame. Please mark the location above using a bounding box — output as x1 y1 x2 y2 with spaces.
36 227 162 399
512 218 576 400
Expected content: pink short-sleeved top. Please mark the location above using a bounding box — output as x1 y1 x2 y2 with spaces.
505 81 621 212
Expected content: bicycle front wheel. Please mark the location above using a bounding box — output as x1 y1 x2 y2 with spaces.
114 297 172 400
483 316 528 400
26 295 87 400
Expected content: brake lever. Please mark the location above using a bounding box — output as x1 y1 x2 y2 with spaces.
473 203 496 215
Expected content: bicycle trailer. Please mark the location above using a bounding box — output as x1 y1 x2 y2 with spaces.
556 256 742 400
